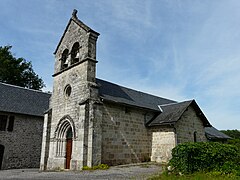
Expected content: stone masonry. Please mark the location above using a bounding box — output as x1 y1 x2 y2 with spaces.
0 113 43 170
175 106 207 144
101 103 151 165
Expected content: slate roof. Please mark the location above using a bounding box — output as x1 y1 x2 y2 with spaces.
148 100 211 127
95 80 212 128
205 127 232 140
0 82 51 117
96 78 176 111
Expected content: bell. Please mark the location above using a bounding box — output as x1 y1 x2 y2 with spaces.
75 52 79 58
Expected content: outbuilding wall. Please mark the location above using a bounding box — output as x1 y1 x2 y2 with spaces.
0 113 43 170
175 106 207 144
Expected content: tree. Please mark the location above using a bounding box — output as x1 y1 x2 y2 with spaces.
221 129 240 139
221 129 240 151
0 46 45 90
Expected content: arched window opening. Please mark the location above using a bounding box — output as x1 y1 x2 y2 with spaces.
61 49 69 70
194 131 197 142
71 42 80 64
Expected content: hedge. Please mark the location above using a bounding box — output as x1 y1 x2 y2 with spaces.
169 142 240 175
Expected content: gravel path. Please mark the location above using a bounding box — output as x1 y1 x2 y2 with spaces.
0 163 162 180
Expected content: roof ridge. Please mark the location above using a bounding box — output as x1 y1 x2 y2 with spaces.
160 100 193 107
0 82 51 95
96 78 176 102
54 9 100 54
71 9 99 35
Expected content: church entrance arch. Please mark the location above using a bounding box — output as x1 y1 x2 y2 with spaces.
0 145 4 170
55 115 75 169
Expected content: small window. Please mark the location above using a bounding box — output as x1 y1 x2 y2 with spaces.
0 115 7 131
7 116 14 132
124 107 130 114
64 85 72 97
71 42 80 64
194 131 197 142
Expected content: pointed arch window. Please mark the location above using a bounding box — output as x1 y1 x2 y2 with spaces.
61 49 69 70
71 42 80 64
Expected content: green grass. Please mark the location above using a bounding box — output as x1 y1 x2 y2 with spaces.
148 172 240 180
82 164 109 170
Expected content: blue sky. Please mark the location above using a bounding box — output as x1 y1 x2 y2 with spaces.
0 0 239 130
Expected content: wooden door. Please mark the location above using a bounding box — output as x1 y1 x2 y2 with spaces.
65 139 72 169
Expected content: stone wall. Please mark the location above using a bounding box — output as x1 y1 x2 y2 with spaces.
101 102 152 165
0 112 43 170
150 126 176 163
175 106 207 144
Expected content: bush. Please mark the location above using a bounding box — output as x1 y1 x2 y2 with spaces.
82 164 109 170
169 142 240 175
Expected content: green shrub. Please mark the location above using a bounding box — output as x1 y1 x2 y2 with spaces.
82 166 93 170
82 164 109 170
169 142 240 175
227 139 240 151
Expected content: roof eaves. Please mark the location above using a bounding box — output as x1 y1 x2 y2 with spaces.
0 110 44 118
148 120 177 127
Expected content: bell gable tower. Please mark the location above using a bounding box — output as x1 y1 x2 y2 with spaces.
53 9 99 81
40 10 102 171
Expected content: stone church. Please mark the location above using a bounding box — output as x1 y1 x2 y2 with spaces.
0 10 230 171
39 9 227 171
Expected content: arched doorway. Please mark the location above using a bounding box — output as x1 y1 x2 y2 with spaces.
0 145 4 170
65 128 72 169
55 116 75 169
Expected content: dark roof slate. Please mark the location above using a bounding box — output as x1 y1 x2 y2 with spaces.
96 78 176 111
205 127 232 140
0 83 51 117
147 100 211 127
96 79 211 127
148 100 192 126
